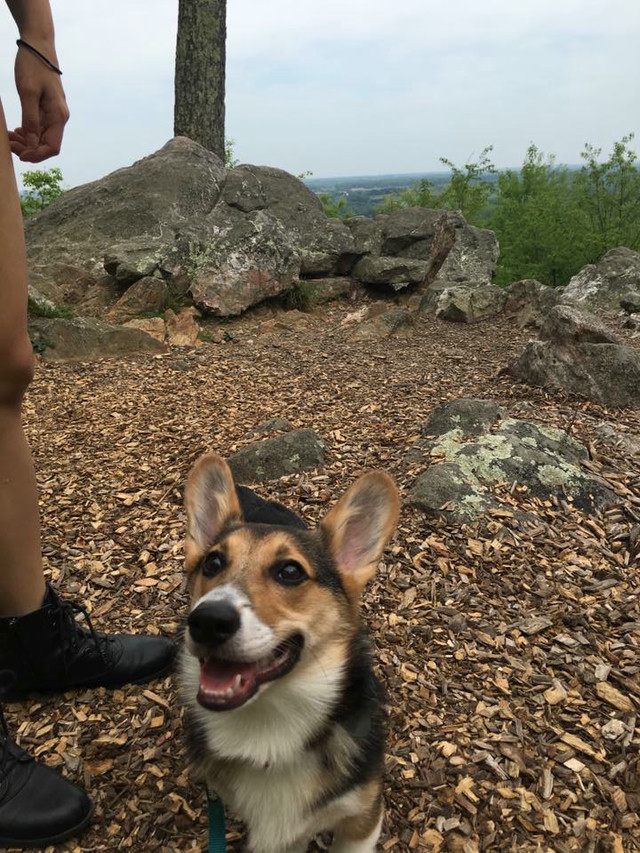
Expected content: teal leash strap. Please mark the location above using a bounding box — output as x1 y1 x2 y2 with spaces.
207 795 226 853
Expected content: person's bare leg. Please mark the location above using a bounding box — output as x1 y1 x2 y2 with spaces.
0 99 46 617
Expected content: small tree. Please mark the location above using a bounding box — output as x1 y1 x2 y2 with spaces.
438 146 496 222
224 138 239 169
492 145 578 286
376 179 437 213
21 167 64 219
319 193 353 219
573 134 640 256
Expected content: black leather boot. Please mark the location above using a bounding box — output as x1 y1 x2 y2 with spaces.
0 584 175 701
1 676 93 848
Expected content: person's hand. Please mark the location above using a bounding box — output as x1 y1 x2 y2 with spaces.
9 43 69 162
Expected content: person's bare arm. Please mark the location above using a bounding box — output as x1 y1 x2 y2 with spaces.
5 0 69 162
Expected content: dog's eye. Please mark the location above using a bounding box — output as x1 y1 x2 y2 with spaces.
272 561 307 586
201 551 225 578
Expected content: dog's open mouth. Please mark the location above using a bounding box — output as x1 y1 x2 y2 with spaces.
197 634 304 711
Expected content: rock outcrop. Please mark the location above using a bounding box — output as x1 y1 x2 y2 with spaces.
408 399 615 521
435 284 506 323
24 139 500 327
29 317 167 361
503 279 563 328
26 137 226 306
507 305 640 408
562 247 640 315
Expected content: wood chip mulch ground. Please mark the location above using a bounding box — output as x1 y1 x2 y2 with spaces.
7 303 639 852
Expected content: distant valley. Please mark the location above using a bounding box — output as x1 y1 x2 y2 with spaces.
304 172 451 216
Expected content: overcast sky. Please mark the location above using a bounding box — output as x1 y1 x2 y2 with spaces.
2 0 639 188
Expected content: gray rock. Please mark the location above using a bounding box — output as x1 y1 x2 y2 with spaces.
349 308 416 341
174 165 359 315
436 284 506 323
28 317 167 361
409 463 494 521
376 208 498 286
380 208 443 256
424 399 505 437
219 165 356 277
345 216 385 256
562 247 640 314
540 304 621 344
26 137 226 301
407 411 615 521
228 429 326 484
508 339 640 408
301 277 355 304
504 279 562 328
416 279 475 314
621 291 640 314
181 207 301 316
352 256 430 290
434 211 499 285
103 238 167 287
107 276 169 321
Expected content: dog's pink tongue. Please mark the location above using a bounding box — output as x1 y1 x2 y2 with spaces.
200 658 257 692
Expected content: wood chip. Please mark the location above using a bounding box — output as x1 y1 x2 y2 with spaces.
596 682 634 711
9 308 640 850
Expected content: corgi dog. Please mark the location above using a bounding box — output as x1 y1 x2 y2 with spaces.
178 454 399 853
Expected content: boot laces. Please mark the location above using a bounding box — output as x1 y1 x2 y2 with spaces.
57 599 111 671
0 673 31 803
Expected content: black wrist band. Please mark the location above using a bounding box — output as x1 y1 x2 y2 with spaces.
16 39 63 75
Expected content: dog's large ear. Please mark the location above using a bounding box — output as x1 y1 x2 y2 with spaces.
321 472 398 598
184 454 242 564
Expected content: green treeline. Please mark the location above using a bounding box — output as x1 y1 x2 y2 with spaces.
328 136 640 288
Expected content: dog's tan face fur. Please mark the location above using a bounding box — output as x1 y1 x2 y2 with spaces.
182 454 398 711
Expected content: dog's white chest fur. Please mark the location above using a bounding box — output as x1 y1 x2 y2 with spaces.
180 653 366 852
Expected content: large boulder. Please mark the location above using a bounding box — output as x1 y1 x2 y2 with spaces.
170 165 358 316
25 142 360 319
407 402 615 521
376 208 498 285
433 211 499 284
435 284 506 323
345 216 385 256
539 304 621 345
352 256 430 290
179 206 302 316
562 248 640 314
28 317 167 361
503 279 562 328
25 137 226 303
219 165 356 276
508 339 640 408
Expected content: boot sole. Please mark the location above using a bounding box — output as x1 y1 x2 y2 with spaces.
0 803 93 848
2 659 175 703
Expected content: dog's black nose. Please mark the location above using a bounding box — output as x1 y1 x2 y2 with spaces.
188 600 241 646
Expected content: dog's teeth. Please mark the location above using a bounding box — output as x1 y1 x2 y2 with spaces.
232 674 242 690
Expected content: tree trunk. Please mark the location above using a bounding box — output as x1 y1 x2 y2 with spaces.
174 0 226 161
